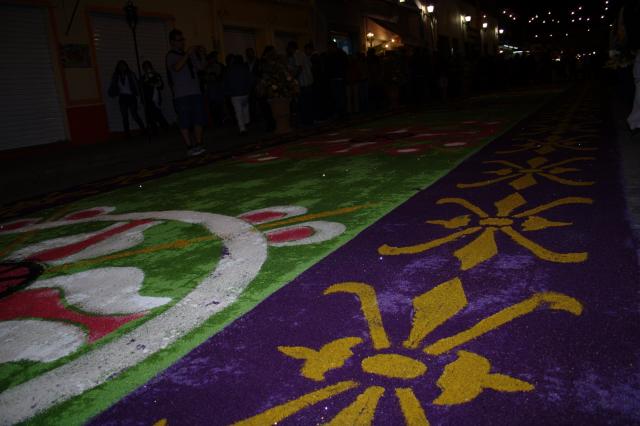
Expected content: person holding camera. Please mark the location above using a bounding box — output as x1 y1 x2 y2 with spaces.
166 29 207 156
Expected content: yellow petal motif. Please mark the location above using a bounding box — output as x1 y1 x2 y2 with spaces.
437 198 488 218
495 193 527 217
324 283 390 349
424 292 583 356
361 354 427 379
538 172 594 187
433 351 534 405
492 167 516 176
501 227 588 263
404 278 467 349
327 386 384 426
233 381 359 426
484 160 523 169
379 227 482 256
396 388 431 426
521 216 571 232
509 173 537 190
454 228 498 271
278 337 363 381
456 174 515 189
513 196 593 218
526 157 548 168
427 215 471 229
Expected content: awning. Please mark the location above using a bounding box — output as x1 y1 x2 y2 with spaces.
369 16 423 47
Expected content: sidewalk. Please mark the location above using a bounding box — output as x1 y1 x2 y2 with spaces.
0 86 567 219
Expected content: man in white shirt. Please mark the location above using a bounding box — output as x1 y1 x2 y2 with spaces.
287 41 314 126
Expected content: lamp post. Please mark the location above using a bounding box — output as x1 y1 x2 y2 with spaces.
124 0 148 138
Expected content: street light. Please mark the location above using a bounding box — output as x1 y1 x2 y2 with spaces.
464 15 472 23
123 0 148 138
366 32 375 48
499 28 505 34
482 22 488 29
426 4 434 14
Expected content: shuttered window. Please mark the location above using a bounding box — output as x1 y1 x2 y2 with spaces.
91 13 176 132
0 4 66 151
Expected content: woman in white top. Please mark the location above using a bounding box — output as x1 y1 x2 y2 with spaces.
108 60 146 138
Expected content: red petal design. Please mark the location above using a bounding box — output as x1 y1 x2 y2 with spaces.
0 289 142 343
240 211 287 224
27 219 153 263
267 226 314 243
0 219 38 231
65 209 107 220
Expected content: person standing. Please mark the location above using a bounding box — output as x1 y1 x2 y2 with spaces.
204 51 226 127
326 42 347 117
257 46 277 132
224 55 252 135
108 60 146 138
166 29 207 156
246 48 260 123
141 60 169 135
287 41 314 126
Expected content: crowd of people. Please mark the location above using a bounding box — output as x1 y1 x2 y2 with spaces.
109 27 598 156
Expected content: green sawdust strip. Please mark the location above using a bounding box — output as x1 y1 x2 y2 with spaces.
18 90 557 426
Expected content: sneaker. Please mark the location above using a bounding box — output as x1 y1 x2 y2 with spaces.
190 145 207 156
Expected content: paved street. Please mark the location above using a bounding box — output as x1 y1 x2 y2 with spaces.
1 84 639 425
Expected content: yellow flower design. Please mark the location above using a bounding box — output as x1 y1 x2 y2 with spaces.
233 278 583 425
497 134 596 155
457 156 595 190
379 192 593 271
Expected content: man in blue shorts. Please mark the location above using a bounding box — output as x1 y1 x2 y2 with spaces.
166 29 207 156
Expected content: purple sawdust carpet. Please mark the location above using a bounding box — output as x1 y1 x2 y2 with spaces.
90 87 640 425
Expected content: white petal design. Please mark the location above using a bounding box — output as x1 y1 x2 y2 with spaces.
0 210 267 425
0 320 85 363
239 206 308 225
7 221 160 265
265 221 346 247
31 267 171 315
